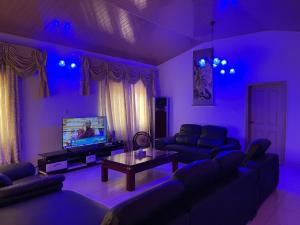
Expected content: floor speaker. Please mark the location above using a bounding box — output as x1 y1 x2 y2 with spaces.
153 97 169 139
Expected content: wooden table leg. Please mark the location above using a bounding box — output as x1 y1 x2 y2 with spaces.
101 164 108 182
172 157 178 173
126 170 135 191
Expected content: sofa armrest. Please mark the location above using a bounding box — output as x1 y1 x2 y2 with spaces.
155 136 177 149
0 163 35 181
0 175 65 198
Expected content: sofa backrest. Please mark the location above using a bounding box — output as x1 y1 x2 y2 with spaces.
187 167 258 225
172 151 244 197
179 124 202 135
176 124 202 146
213 150 245 178
176 151 256 225
101 180 184 225
176 124 230 148
197 125 228 148
172 159 220 195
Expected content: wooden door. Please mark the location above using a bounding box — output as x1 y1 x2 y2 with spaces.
246 82 287 163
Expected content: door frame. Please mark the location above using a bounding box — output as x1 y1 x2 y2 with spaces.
245 81 287 163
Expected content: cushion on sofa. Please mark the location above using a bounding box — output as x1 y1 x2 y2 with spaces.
214 151 245 178
179 124 202 135
173 159 220 194
0 190 108 225
197 138 224 148
0 163 35 181
0 173 12 188
197 126 228 148
246 139 271 160
176 135 199 146
101 180 184 225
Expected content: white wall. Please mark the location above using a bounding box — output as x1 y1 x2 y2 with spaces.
0 33 154 164
159 31 300 167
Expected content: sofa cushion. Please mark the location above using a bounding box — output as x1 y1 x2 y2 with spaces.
0 173 12 188
246 139 271 160
197 138 224 148
214 151 245 178
201 125 228 139
176 135 199 146
0 190 108 225
173 159 220 194
101 180 184 225
179 124 202 135
197 125 227 148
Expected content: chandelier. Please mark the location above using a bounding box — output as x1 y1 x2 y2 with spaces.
197 20 236 75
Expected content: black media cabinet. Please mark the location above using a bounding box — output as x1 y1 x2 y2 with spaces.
38 142 125 174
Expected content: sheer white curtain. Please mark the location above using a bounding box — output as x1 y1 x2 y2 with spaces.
99 79 151 150
0 65 20 164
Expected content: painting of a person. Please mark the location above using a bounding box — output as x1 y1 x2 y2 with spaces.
78 120 95 139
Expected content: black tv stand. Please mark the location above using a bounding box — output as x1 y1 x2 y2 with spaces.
37 142 125 174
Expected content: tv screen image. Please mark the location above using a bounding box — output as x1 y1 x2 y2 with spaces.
63 117 107 148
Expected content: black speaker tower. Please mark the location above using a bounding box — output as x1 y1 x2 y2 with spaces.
153 97 169 139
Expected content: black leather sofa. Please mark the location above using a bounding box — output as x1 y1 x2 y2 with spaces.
0 146 279 225
0 162 65 206
156 124 241 163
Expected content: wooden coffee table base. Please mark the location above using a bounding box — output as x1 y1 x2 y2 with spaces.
101 155 178 191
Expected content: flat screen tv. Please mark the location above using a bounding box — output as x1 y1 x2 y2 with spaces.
63 116 107 149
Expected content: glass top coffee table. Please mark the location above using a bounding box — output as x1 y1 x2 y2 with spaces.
101 148 179 191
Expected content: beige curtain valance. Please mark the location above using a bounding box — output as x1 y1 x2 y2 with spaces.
0 42 49 97
81 56 157 96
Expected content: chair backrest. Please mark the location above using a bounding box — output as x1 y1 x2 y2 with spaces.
133 131 151 150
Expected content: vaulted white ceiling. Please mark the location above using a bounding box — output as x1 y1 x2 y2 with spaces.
0 0 298 65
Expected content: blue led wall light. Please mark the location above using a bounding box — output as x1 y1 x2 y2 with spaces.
58 60 77 69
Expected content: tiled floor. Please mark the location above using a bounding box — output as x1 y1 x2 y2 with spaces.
248 166 300 225
63 164 300 224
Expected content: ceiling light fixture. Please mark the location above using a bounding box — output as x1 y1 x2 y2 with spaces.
70 63 77 69
58 60 66 67
198 20 236 75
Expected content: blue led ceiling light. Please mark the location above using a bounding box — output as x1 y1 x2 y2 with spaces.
53 19 60 27
196 21 237 75
229 68 235 74
64 22 71 31
197 56 236 75
213 57 220 65
198 58 206 68
221 59 227 66
58 60 66 67
70 63 77 69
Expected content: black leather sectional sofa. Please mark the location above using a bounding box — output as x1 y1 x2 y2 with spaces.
0 162 65 207
156 124 241 162
0 147 279 225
